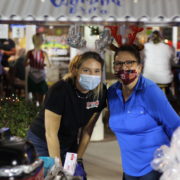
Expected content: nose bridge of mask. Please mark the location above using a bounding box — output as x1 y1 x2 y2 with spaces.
81 74 101 78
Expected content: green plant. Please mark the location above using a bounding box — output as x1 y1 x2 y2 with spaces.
0 96 40 137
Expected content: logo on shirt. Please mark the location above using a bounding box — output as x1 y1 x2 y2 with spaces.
3 41 9 45
86 100 99 109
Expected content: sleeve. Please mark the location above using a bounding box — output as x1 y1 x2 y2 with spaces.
9 39 15 48
97 84 107 112
143 85 180 139
44 81 66 115
26 50 31 59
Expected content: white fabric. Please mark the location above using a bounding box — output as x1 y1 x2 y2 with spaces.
143 42 177 84
29 67 46 83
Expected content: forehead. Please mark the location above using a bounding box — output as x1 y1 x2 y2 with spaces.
115 51 137 61
80 58 102 68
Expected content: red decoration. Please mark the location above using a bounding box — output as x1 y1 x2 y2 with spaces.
105 25 122 46
128 25 144 45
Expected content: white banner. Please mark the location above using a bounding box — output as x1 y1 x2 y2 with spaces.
12 25 25 38
0 0 178 23
0 24 8 39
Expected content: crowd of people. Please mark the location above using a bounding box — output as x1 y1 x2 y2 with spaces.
1 30 180 180
0 33 51 106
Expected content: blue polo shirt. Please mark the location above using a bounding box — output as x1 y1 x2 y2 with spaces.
108 75 180 176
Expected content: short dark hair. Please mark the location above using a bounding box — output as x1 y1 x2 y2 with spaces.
149 30 163 44
114 44 142 64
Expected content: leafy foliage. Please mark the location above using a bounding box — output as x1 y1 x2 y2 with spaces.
0 96 40 137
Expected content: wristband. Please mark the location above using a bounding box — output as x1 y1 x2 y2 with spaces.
77 158 83 163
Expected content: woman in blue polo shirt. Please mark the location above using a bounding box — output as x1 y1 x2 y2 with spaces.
107 44 180 180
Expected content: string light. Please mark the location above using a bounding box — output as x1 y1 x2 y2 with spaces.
0 95 20 108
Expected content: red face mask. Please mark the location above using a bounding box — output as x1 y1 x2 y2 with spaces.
115 70 138 85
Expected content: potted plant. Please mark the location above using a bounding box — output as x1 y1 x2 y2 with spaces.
0 96 40 137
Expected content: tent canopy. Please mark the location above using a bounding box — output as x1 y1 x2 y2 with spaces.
0 0 180 24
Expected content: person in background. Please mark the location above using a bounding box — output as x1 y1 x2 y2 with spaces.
27 51 107 179
0 54 3 97
142 30 177 95
0 38 16 96
107 44 180 180
24 33 51 106
0 38 16 68
14 48 26 82
9 48 26 97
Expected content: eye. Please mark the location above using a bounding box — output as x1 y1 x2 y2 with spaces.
126 61 133 65
113 61 120 66
113 61 123 66
126 60 137 65
95 69 101 73
81 68 89 72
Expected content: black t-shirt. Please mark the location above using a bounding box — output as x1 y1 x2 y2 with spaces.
0 39 15 67
15 56 25 80
30 78 107 149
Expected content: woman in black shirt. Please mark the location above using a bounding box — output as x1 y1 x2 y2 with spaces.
27 51 107 179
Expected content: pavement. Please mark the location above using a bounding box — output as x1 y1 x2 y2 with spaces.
83 132 123 180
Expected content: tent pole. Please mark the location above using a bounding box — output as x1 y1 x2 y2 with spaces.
172 26 178 50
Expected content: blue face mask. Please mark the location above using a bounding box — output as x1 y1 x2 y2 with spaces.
78 74 101 90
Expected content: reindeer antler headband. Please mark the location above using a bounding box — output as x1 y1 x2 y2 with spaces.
105 25 144 51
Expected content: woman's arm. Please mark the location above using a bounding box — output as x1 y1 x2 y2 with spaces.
45 109 62 166
77 112 101 159
44 51 51 67
1 47 16 56
144 85 180 139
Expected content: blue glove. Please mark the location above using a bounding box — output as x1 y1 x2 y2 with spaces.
74 159 87 180
39 156 55 177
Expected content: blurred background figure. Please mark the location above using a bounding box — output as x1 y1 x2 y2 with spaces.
0 54 4 97
25 33 51 106
11 48 26 97
14 48 26 83
142 30 178 97
0 38 16 97
0 38 16 68
1 48 26 97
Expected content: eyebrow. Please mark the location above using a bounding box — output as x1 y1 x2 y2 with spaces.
114 59 137 61
81 66 101 69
